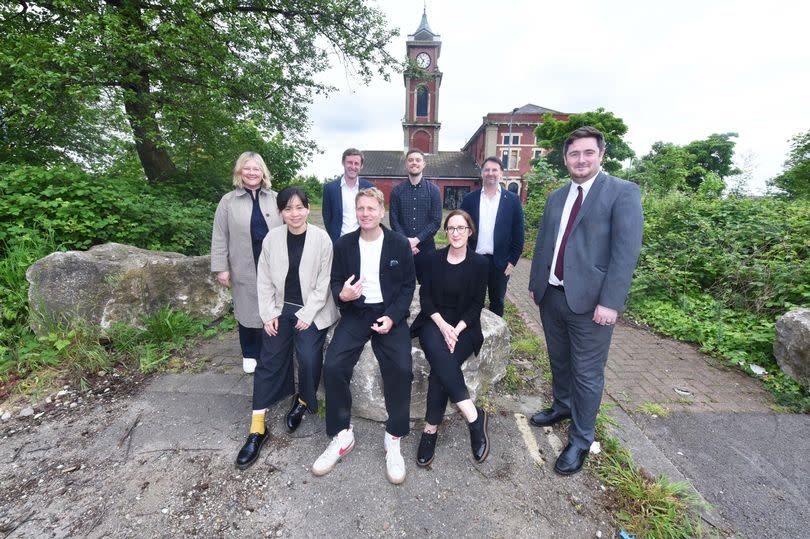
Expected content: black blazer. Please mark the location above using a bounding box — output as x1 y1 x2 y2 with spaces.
410 247 489 355
330 226 416 325
460 187 525 270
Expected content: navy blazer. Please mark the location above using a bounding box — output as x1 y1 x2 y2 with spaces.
460 187 525 270
330 226 416 325
528 172 643 314
322 177 374 242
410 247 489 355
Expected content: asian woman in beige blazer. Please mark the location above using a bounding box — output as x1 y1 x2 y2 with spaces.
235 187 339 469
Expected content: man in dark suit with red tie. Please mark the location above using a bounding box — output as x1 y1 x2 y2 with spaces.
528 126 643 475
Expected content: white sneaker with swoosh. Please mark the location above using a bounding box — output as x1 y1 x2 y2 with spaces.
312 426 354 476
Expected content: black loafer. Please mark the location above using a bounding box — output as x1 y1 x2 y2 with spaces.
416 431 438 467
235 432 268 470
468 407 490 463
554 443 588 476
529 408 571 427
286 394 307 433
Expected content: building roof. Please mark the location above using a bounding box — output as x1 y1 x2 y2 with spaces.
362 151 480 179
511 103 563 115
408 9 440 41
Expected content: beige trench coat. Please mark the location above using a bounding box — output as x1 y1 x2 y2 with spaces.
211 187 283 327
256 225 339 330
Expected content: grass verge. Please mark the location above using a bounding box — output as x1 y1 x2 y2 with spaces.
593 409 706 538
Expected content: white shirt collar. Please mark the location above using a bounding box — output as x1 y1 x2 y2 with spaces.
570 170 600 197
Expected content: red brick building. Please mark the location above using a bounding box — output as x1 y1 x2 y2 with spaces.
362 11 572 208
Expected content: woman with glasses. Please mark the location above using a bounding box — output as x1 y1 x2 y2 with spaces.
410 209 490 466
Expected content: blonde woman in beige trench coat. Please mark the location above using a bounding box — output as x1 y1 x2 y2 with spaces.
211 152 283 373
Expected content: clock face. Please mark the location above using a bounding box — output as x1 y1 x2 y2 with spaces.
416 52 431 68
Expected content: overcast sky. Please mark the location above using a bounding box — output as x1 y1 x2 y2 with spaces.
301 0 810 193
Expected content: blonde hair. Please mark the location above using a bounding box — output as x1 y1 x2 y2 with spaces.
232 151 272 189
355 187 385 208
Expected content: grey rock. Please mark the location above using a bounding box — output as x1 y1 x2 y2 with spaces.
774 308 810 391
1 411 12 421
320 291 510 421
19 407 35 417
26 243 230 335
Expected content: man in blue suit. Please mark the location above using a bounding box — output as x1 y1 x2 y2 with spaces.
322 148 374 242
460 156 525 317
528 126 643 476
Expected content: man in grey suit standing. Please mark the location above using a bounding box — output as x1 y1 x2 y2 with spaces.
528 126 643 475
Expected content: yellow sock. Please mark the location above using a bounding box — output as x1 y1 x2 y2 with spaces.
297 397 307 407
250 411 266 435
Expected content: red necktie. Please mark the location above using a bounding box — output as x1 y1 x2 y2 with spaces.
554 186 583 281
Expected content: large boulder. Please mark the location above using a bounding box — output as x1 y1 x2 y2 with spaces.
774 308 810 391
321 293 511 421
26 243 230 335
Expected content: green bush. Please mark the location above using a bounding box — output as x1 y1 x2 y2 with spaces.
0 164 216 256
628 194 810 411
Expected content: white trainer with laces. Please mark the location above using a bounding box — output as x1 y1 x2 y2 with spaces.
312 426 354 476
384 432 406 484
242 357 257 373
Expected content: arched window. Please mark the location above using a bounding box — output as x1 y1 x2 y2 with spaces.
416 86 429 117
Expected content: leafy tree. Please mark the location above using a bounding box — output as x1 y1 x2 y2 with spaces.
628 142 693 195
769 130 810 199
682 132 740 190
534 108 635 177
628 133 740 195
0 0 399 182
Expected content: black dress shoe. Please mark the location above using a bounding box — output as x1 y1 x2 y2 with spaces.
554 443 588 476
235 432 268 469
286 394 307 433
468 407 490 463
416 431 438 467
529 408 571 427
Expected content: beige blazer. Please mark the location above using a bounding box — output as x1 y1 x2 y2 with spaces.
210 188 283 327
256 224 339 330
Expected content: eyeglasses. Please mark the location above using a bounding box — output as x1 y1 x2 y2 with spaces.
446 226 470 235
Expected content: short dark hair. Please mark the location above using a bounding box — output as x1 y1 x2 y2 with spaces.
443 209 476 237
405 148 425 160
277 186 310 212
481 156 504 170
563 126 606 155
342 148 364 164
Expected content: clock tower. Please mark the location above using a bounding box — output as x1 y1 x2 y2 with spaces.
403 9 442 154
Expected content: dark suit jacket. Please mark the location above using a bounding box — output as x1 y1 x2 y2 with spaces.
410 247 489 355
528 172 643 314
322 177 374 242
330 226 415 325
460 187 525 270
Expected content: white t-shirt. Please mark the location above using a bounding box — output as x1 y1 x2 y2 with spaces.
359 233 384 304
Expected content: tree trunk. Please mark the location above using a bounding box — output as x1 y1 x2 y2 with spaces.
115 0 176 183
123 85 177 183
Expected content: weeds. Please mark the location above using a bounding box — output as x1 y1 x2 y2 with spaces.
635 402 671 417
594 408 705 538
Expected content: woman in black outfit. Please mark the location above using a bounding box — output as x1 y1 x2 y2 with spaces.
411 209 490 466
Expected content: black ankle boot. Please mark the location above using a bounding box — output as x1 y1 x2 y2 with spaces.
235 432 268 469
286 394 307 433
468 407 489 463
416 431 438 467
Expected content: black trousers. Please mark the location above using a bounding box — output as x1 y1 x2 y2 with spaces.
413 242 435 284
323 305 413 437
418 322 476 425
252 304 328 412
238 323 263 359
484 254 510 317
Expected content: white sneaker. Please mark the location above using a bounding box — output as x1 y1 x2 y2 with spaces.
312 426 354 476
242 357 257 373
384 432 406 485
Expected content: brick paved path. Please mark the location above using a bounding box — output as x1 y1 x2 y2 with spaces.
505 257 774 414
